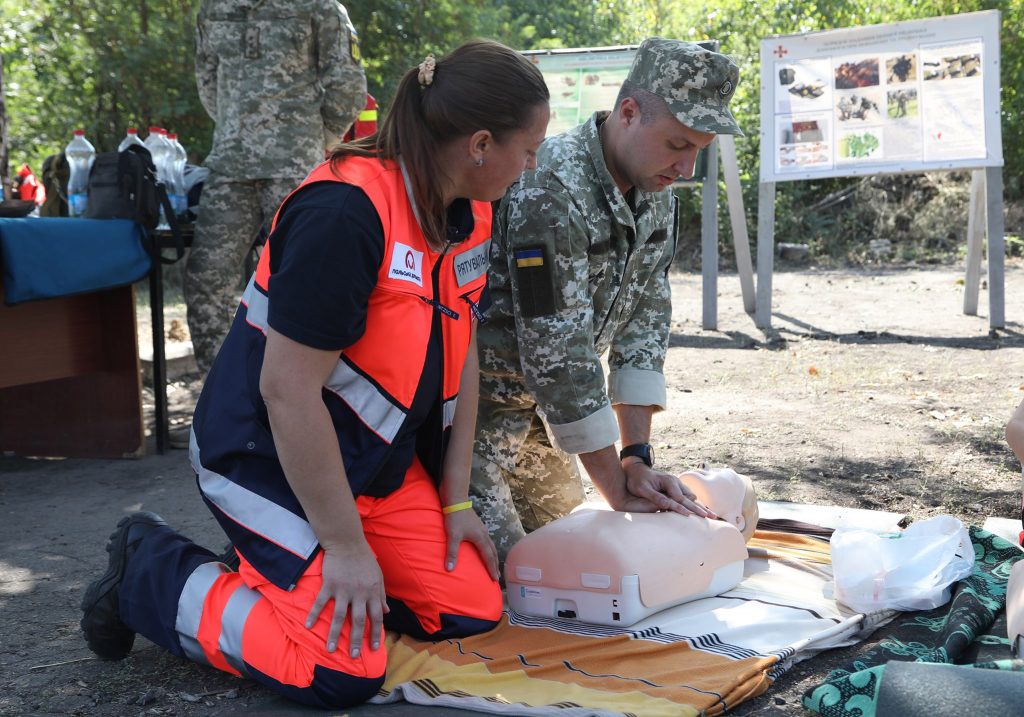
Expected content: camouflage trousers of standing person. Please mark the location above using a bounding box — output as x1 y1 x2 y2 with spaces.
185 173 299 374
470 393 588 568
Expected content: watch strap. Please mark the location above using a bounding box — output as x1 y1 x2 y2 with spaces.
619 442 653 467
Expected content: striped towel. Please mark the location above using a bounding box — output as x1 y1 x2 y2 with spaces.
372 530 886 716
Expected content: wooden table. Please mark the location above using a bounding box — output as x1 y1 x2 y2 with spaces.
0 217 201 458
0 281 145 458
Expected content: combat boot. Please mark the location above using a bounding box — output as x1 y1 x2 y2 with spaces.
80 511 168 659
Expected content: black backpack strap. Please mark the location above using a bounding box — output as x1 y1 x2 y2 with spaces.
153 183 185 265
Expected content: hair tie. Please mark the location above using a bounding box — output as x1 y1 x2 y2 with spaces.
418 53 436 87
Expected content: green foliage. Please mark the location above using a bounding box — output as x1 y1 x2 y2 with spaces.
1 0 1021 259
345 0 641 109
345 0 503 109
2 0 208 170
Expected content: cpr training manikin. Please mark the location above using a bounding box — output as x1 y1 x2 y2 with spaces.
506 468 759 626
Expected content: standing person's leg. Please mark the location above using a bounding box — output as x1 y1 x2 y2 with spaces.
360 458 502 638
185 174 262 374
257 177 300 232
82 512 386 709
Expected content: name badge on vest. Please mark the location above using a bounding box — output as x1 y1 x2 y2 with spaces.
452 239 490 288
388 242 423 286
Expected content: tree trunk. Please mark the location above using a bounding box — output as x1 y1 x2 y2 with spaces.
0 54 11 200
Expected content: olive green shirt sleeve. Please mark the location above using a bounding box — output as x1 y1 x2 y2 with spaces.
607 227 673 410
317 1 367 142
502 185 619 455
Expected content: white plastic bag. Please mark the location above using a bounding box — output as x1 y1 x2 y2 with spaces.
829 515 975 614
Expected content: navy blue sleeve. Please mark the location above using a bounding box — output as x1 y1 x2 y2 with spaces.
265 181 384 351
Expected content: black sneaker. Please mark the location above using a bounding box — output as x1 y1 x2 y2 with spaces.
80 511 168 659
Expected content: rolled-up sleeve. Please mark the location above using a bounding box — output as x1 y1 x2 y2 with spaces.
503 185 619 454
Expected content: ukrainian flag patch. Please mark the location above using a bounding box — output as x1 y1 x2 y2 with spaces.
513 245 556 317
514 248 544 268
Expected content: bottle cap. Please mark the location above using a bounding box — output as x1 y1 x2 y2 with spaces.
127 127 138 134
74 129 85 136
149 125 160 133
167 133 178 140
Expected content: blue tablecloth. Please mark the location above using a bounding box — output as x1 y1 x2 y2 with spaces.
0 217 151 305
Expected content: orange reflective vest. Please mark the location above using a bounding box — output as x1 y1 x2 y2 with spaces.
195 155 491 590
256 156 491 426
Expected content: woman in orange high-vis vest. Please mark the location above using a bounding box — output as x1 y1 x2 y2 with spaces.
81 40 550 709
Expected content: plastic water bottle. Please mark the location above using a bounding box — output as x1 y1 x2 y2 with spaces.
118 127 146 152
144 127 173 227
65 129 96 217
166 133 188 219
143 126 171 184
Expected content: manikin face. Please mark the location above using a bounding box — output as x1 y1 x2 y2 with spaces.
614 100 716 193
469 103 550 202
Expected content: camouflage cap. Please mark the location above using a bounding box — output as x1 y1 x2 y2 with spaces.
627 37 743 136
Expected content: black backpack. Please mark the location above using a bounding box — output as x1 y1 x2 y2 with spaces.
84 144 183 263
85 145 162 227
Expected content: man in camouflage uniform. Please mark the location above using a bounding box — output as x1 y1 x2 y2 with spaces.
187 0 366 374
471 38 744 564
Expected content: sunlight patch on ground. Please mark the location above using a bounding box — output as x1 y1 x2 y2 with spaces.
0 561 36 595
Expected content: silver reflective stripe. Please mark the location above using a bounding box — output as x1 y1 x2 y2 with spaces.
399 157 425 235
176 561 229 666
442 396 458 429
241 275 269 334
219 585 261 677
191 430 319 560
325 359 406 444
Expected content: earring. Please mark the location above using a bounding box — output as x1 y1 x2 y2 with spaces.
475 158 484 167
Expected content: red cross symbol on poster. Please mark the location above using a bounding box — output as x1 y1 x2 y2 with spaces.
774 45 788 58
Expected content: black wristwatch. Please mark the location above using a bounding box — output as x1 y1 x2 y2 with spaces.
619 443 654 468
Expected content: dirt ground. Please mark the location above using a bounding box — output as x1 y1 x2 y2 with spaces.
2 263 1023 716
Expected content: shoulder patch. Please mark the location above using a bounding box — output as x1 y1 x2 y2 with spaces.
513 245 556 317
349 28 361 64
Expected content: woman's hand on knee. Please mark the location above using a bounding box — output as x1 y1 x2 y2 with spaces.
307 541 389 658
444 511 500 581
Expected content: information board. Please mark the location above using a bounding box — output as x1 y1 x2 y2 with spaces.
759 11 1002 182
523 46 637 136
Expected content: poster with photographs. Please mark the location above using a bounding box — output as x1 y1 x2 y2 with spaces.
760 11 1002 182
524 47 637 136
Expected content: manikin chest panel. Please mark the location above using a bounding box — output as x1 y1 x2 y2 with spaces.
505 507 749 627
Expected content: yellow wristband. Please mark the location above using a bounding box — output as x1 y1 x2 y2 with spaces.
442 500 473 515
